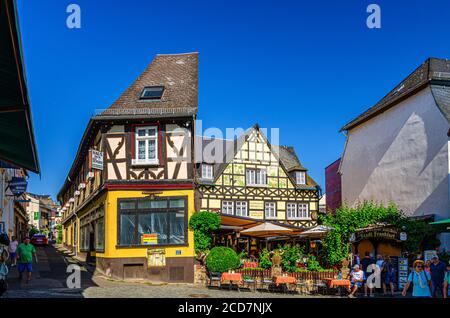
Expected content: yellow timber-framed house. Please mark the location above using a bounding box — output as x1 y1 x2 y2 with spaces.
59 53 198 283
195 125 321 251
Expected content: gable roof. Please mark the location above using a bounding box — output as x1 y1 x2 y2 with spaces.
195 124 318 188
341 57 450 131
99 52 198 118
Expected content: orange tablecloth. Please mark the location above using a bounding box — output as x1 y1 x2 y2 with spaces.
323 278 351 288
221 273 243 284
273 276 297 286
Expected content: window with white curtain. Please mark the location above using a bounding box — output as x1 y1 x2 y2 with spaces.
295 171 306 185
298 203 310 219
222 201 234 215
265 202 276 219
235 201 248 217
133 126 158 165
201 164 213 180
246 168 267 186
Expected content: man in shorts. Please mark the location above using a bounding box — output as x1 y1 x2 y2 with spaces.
347 264 365 298
16 237 38 283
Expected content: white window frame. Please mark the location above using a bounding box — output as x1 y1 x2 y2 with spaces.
133 126 159 165
264 202 276 219
235 201 248 217
286 203 298 220
222 201 234 215
298 203 310 219
246 168 267 186
296 171 306 185
201 164 213 180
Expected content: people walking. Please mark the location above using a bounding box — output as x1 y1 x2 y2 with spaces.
402 260 432 298
8 237 18 267
429 255 446 298
376 254 384 269
361 252 376 297
381 255 395 297
16 237 38 284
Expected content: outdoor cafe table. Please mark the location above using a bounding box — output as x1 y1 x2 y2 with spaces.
323 278 351 296
273 276 297 293
221 273 243 291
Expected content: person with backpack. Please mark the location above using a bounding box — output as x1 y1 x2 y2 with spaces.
381 255 395 297
402 260 432 298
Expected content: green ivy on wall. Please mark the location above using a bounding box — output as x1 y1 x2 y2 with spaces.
188 211 221 258
320 201 440 267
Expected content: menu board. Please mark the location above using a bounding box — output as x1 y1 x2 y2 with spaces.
398 258 409 290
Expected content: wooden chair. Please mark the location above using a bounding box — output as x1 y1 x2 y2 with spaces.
207 271 222 289
242 271 257 292
259 272 274 292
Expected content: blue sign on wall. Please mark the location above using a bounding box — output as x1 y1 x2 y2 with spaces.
9 177 28 196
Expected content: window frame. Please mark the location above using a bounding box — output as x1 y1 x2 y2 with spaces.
140 86 165 100
117 196 188 248
246 168 267 186
295 171 306 185
235 201 248 217
222 201 234 215
132 125 159 166
297 203 310 220
201 164 214 180
264 202 277 219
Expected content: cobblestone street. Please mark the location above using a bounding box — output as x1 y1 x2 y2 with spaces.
2 245 410 299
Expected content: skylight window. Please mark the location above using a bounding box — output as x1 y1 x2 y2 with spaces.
140 86 164 100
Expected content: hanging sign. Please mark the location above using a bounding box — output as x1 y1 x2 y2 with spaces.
9 177 28 196
399 232 407 241
90 149 104 171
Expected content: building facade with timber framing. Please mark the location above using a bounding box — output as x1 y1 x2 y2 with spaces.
59 53 198 283
195 125 321 250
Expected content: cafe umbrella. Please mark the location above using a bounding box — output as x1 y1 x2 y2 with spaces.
240 222 293 238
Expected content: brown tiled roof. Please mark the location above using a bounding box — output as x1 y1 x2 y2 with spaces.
341 57 450 131
100 52 198 118
195 125 319 188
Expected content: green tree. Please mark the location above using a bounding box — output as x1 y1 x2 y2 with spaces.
320 201 440 267
188 211 220 257
205 247 240 273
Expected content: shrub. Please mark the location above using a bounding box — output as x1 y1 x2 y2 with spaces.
259 248 272 269
280 244 304 273
205 247 240 273
29 226 40 237
188 211 220 256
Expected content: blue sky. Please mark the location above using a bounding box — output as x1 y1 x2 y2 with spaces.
18 0 450 200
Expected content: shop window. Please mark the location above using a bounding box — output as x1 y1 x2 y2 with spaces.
95 218 105 251
118 197 187 247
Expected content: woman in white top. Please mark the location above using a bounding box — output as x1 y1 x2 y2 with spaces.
8 237 19 267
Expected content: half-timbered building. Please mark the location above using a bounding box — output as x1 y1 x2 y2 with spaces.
195 125 321 249
59 53 198 283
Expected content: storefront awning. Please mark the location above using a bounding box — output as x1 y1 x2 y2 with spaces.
0 0 40 173
430 218 450 233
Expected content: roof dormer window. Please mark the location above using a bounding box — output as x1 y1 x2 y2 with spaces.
140 86 164 100
295 171 306 185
